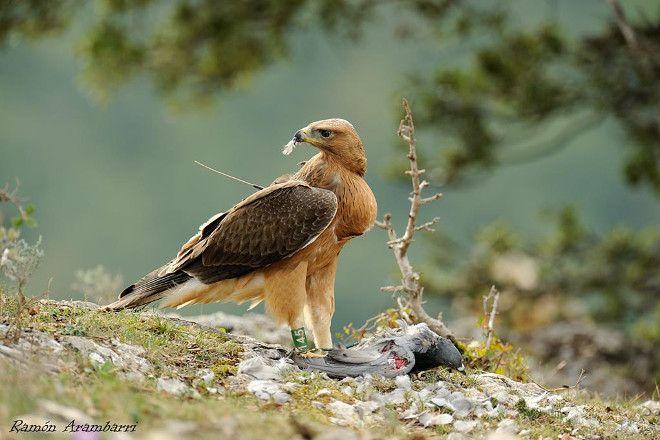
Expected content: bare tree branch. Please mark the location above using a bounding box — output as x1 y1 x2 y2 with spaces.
605 0 639 51
414 217 440 232
482 286 500 350
377 99 452 338
0 178 29 222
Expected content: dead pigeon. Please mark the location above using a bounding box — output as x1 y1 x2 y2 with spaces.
292 321 465 378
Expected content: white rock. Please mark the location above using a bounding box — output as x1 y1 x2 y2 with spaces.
430 397 456 412
45 338 64 352
418 413 433 427
639 400 660 415
89 352 105 365
283 382 301 392
123 371 145 383
157 378 189 396
317 389 331 397
246 379 290 404
358 399 383 413
355 383 369 394
417 388 433 402
420 413 453 426
329 417 348 427
196 368 215 386
450 397 473 418
328 400 357 421
424 382 439 392
273 392 290 404
341 386 354 396
395 375 412 391
453 420 477 432
400 406 419 420
385 389 407 405
580 418 600 428
434 387 451 399
496 419 519 436
238 356 291 380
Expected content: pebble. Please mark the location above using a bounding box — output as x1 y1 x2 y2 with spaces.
283 382 301 392
341 386 354 396
453 420 477 432
419 412 453 427
157 378 189 396
639 400 660 415
385 389 407 405
246 379 290 404
196 368 215 386
395 375 412 391
496 419 519 436
89 352 105 365
328 400 357 421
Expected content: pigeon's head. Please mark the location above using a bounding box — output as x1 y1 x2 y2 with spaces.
413 337 466 375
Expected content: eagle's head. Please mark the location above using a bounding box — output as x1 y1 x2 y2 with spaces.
283 118 367 176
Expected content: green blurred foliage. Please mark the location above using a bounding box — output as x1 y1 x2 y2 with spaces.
1 1 658 189
410 15 660 194
421 206 660 379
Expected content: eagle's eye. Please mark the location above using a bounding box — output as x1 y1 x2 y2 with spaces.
319 129 331 138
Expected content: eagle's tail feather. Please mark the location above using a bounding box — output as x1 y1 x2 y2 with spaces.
104 267 192 311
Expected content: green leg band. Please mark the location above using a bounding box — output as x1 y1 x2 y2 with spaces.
291 327 309 352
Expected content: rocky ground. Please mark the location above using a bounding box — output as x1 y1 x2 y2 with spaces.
1 298 659 439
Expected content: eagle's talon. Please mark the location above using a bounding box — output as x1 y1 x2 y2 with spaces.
297 350 327 358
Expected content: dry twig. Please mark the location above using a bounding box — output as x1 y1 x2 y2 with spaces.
376 99 452 337
0 178 29 222
482 285 500 350
605 0 639 51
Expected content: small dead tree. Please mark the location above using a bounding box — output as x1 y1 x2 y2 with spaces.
375 99 453 338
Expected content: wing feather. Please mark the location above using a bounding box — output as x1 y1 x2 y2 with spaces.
161 181 337 284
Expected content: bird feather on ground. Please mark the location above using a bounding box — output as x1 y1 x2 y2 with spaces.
105 119 378 354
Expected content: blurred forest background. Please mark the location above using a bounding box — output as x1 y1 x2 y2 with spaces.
1 0 659 397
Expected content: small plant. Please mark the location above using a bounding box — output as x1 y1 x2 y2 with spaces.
1 237 44 299
515 398 542 420
61 324 87 336
1 179 44 341
464 287 529 381
336 307 410 346
71 264 123 304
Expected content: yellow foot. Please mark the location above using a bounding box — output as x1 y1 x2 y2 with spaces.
297 350 327 358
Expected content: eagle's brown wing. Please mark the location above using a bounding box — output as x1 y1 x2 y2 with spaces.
162 180 337 284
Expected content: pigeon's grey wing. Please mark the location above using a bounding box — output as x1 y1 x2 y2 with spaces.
292 352 391 378
328 348 384 364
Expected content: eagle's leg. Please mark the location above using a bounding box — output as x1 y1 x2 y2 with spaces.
290 319 326 358
264 261 326 357
304 260 337 351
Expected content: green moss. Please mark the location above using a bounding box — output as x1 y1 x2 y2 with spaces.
514 398 541 420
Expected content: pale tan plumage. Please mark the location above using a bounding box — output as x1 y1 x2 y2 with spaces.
106 119 377 349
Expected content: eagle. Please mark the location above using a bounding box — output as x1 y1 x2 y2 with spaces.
106 119 378 355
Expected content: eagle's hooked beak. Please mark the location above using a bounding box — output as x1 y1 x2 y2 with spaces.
283 127 310 155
